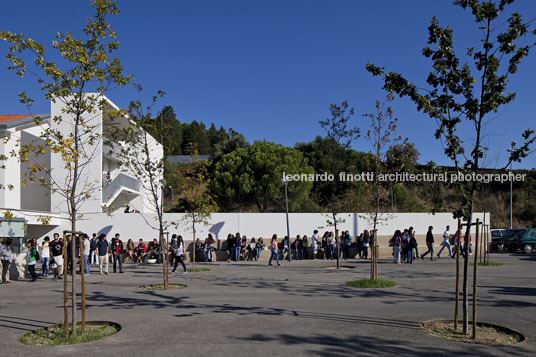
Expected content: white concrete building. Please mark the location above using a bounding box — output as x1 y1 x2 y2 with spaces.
0 94 164 251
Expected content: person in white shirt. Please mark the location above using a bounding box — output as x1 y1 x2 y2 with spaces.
1 239 13 284
311 230 319 259
40 236 51 278
437 225 453 258
83 234 91 275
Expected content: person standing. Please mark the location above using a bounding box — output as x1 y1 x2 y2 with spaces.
311 230 319 260
111 233 124 273
392 230 402 264
1 239 13 284
421 226 435 260
97 234 109 275
82 234 91 275
294 235 302 260
268 234 281 266
172 235 187 273
90 233 98 265
282 236 290 260
234 233 242 262
362 230 370 259
49 233 64 279
302 235 309 260
437 225 452 258
26 241 38 282
39 236 51 278
226 234 234 262
255 238 264 261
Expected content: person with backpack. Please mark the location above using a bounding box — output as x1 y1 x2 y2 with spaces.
421 226 435 260
409 232 418 263
392 230 403 264
90 233 98 265
97 234 110 275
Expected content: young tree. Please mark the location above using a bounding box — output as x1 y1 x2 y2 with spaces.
1 0 131 336
362 93 402 280
105 87 168 287
319 101 360 269
177 143 218 269
367 0 536 334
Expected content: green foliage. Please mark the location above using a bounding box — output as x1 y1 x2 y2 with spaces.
346 278 397 288
367 0 536 222
20 323 119 346
211 141 314 212
386 142 420 172
1 0 131 231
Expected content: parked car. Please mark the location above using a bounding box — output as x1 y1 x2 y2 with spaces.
491 229 521 252
504 228 536 253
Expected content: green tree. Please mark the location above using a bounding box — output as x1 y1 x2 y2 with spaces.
177 143 218 269
211 141 314 212
386 142 420 172
366 0 536 336
182 121 210 155
1 0 131 336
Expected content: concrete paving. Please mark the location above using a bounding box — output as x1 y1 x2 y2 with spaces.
1 253 535 356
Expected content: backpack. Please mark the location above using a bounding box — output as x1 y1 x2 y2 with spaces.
394 236 402 246
35 249 40 262
90 239 97 251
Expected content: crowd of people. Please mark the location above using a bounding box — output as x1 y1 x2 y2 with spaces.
0 225 475 282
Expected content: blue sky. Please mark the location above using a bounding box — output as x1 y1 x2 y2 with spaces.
1 0 535 169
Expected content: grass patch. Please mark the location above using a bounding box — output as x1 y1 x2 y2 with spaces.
469 261 504 267
20 323 119 346
422 321 523 345
346 278 397 288
138 283 187 291
187 268 211 272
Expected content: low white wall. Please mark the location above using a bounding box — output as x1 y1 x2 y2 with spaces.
29 212 488 243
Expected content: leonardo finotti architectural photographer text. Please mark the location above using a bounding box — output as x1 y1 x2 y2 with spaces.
282 171 526 184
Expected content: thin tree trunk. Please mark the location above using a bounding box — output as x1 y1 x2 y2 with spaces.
192 218 196 269
71 230 77 337
63 237 68 337
454 219 461 331
463 211 473 335
472 219 480 340
80 235 86 334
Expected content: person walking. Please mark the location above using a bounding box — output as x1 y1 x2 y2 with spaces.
111 233 124 273
282 236 290 260
437 225 452 258
172 235 188 273
97 234 109 275
1 239 13 284
268 235 281 266
39 236 51 278
421 226 435 260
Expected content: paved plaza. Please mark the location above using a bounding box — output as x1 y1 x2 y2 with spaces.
1 253 535 356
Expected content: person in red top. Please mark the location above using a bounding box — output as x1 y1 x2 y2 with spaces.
110 233 124 273
135 239 146 262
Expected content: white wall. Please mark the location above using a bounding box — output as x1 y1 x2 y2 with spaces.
50 95 104 218
39 212 488 243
